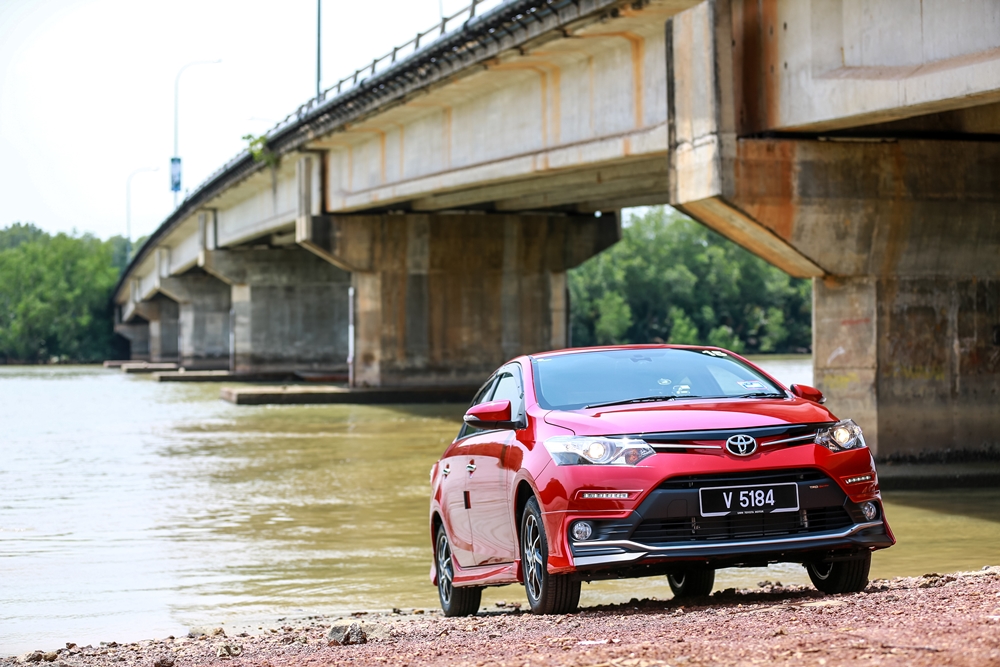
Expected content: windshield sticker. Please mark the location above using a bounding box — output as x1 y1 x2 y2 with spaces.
657 378 672 386
738 380 767 390
701 350 728 357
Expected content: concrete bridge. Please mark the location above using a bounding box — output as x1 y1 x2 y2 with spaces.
114 0 1000 457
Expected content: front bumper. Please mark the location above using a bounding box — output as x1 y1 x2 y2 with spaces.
568 468 893 570
573 520 890 566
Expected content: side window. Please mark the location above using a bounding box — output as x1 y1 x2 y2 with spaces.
456 376 497 440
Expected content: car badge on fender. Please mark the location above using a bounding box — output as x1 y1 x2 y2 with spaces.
726 434 757 456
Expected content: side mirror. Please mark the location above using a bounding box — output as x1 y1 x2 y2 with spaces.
790 384 826 404
463 399 517 430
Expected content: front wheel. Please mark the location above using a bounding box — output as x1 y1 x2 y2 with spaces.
520 497 580 614
667 569 715 599
436 526 482 616
807 552 871 594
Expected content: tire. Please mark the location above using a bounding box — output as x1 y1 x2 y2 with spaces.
520 497 581 615
667 569 716 599
435 526 483 616
807 552 871 594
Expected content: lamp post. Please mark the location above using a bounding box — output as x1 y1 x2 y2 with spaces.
316 0 322 99
172 59 221 207
127 167 158 258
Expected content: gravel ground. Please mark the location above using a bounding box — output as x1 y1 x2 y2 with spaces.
8 567 999 667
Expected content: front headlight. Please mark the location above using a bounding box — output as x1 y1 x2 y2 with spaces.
815 419 867 452
543 436 655 466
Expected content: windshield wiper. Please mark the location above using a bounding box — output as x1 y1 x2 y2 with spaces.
736 392 786 399
584 395 679 409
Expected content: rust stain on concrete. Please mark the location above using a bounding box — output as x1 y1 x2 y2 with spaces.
733 139 798 242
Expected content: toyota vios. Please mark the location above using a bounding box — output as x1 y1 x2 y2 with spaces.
429 346 894 616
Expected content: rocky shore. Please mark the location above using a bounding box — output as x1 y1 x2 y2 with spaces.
7 567 999 667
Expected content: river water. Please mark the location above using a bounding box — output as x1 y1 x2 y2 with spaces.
2 358 998 655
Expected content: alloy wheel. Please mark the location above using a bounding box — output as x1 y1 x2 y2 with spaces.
436 529 454 605
523 513 544 602
811 561 834 581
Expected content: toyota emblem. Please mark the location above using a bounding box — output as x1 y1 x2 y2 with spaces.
726 434 757 456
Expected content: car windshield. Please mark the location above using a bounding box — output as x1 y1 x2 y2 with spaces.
530 348 784 410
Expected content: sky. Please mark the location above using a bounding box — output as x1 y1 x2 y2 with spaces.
0 0 503 241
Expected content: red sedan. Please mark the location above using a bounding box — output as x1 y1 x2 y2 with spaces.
429 345 894 616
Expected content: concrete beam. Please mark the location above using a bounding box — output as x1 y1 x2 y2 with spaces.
731 0 1000 132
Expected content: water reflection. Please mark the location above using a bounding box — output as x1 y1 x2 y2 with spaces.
1 361 997 656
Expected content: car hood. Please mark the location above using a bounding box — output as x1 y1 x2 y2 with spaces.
542 397 836 436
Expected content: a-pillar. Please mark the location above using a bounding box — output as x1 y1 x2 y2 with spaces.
199 247 351 373
156 272 231 370
667 2 1000 456
296 212 619 387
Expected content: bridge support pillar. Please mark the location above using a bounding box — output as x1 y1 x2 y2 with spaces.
668 2 1000 456
672 138 1000 459
131 296 179 363
156 273 231 370
297 212 618 387
200 248 350 374
113 320 150 361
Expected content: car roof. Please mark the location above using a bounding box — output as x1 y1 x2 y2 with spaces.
528 344 724 360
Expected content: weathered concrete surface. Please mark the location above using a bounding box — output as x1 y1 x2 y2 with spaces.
676 138 1000 457
156 272 231 370
200 248 351 374
220 384 480 406
878 461 1000 490
299 212 618 387
121 362 179 374
111 321 149 362
142 296 179 364
729 0 1000 133
667 1 1000 457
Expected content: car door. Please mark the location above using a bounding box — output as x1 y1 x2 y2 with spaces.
441 376 496 568
467 365 523 565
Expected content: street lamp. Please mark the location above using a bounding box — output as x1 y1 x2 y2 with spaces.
127 167 158 257
316 0 322 99
172 59 221 207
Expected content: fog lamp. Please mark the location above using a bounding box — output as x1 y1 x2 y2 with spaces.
860 501 878 521
571 521 594 541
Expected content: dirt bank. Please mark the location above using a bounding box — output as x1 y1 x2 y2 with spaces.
8 567 999 667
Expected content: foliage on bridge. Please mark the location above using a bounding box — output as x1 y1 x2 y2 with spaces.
0 224 130 363
569 207 812 354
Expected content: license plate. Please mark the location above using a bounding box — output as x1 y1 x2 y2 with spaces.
699 482 799 517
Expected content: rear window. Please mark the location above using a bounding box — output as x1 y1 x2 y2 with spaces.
530 348 783 410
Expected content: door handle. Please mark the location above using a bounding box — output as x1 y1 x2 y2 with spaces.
442 465 451 476
466 463 477 473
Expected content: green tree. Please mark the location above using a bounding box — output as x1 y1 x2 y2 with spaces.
594 292 632 344
569 207 812 354
0 226 126 363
